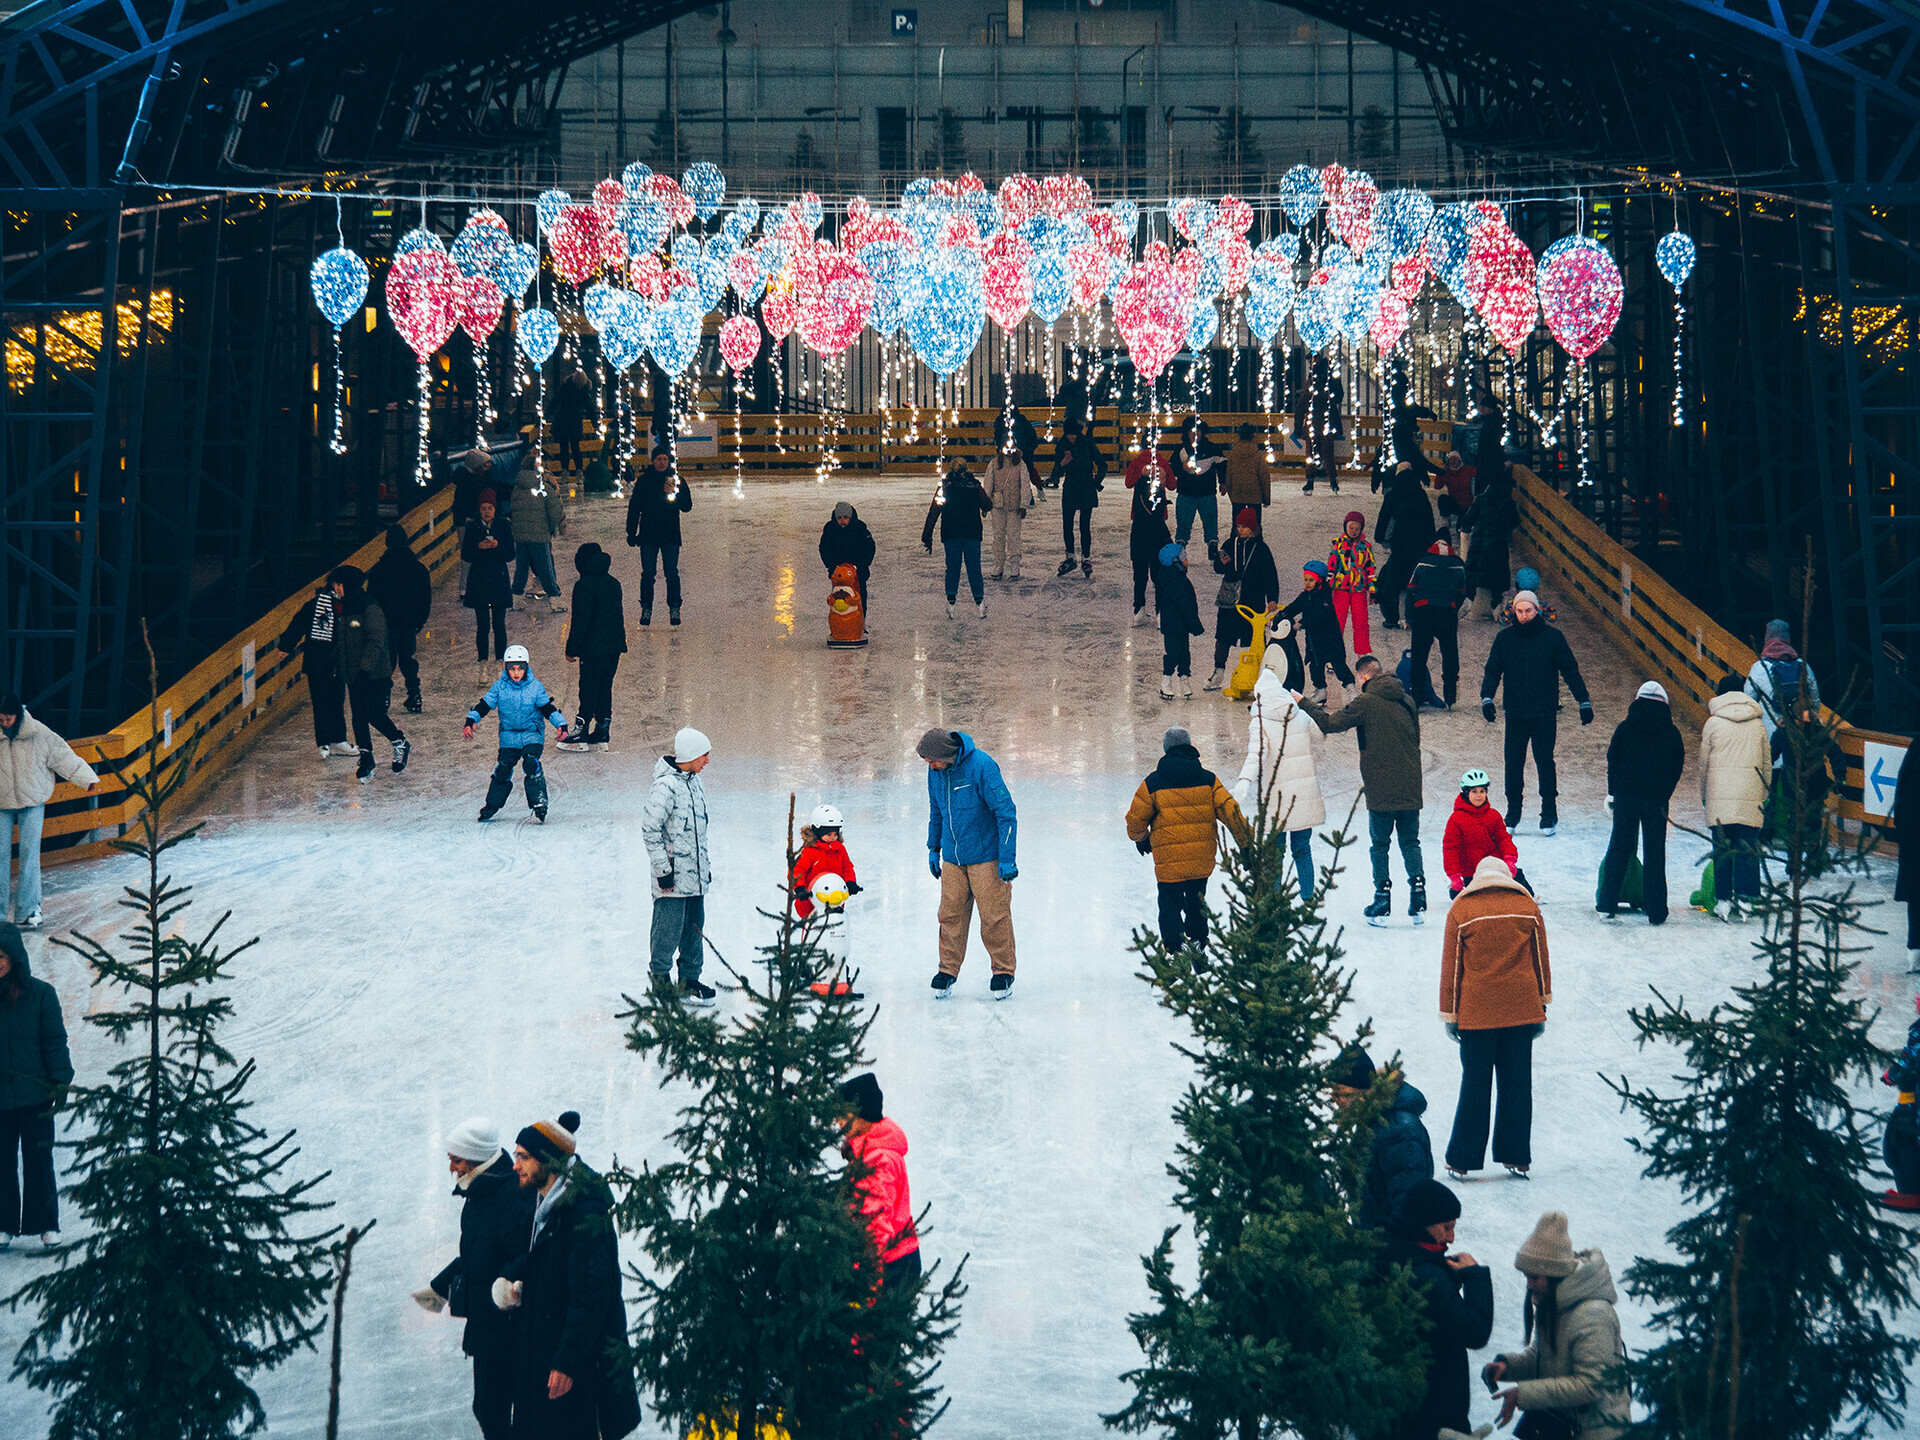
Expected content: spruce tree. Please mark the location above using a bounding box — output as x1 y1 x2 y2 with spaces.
9 667 338 1440
1609 686 1918 1440
615 799 966 1440
1106 782 1427 1440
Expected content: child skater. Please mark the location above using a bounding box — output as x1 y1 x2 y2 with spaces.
1155 542 1205 700
1278 561 1354 702
1327 510 1376 659
1882 998 1920 1211
464 643 569 823
792 803 863 994
1443 768 1531 898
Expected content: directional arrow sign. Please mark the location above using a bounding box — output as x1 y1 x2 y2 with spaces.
1861 740 1907 821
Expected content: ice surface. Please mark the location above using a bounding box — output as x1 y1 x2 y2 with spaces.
3 472 1916 1437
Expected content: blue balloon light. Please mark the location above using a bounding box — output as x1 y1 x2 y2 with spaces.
536 190 570 234
1185 299 1219 351
904 250 986 376
682 162 727 221
493 241 538 301
1280 165 1324 228
310 247 369 327
1656 230 1696 290
621 163 653 194
1374 189 1435 260
1031 251 1072 324
395 226 443 258
518 307 560 364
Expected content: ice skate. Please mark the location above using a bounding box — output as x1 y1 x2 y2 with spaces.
1408 878 1428 925
403 695 423 715
1539 804 1558 836
1081 559 1092 578
1328 477 1340 494
1159 675 1176 700
1007 567 1020 580
326 742 359 758
1178 675 1194 698
556 726 593 753
1504 801 1522 830
946 602 957 619
1504 1164 1531 1179
391 737 410 774
931 972 956 999
1446 1166 1472 1181
681 977 716 1006
532 806 547 823
1908 947 1920 974
639 609 652 626
1057 557 1076 578
976 599 988 618
1203 668 1225 692
356 754 375 784
19 909 42 930
670 607 681 626
1301 479 1315 494
478 805 499 822
1364 883 1392 925
990 568 1004 581
548 596 567 613
1133 606 1151 628
990 974 1015 1000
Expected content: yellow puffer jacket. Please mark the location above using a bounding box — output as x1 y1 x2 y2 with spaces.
1126 745 1252 882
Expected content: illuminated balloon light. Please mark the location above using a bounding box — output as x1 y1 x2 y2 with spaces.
1031 251 1072 325
1114 246 1193 382
592 179 626 215
1067 243 1114 312
597 298 649 372
550 206 613 285
998 173 1044 228
762 290 797 342
1468 223 1538 352
1213 233 1253 297
904 251 986 375
1370 289 1412 352
1111 198 1140 240
454 274 503 342
1375 189 1435 261
651 173 695 228
1425 203 1481 306
494 242 538 302
1246 283 1293 344
517 307 560 364
728 250 765 302
1041 173 1093 219
651 294 704 375
395 226 444 258
683 162 727 220
451 210 512 279
1536 234 1623 362
386 249 459 359
311 246 369 327
795 246 874 355
1327 169 1378 254
1656 230 1696 289
621 163 652 193
983 253 1032 331
536 190 570 234
1186 299 1219 351
1296 280 1338 353
720 315 762 373
1279 164 1324 228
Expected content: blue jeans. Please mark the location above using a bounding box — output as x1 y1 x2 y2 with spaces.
651 894 705 982
512 541 560 597
1368 809 1424 889
1174 492 1218 547
2 805 44 919
1290 828 1317 901
944 539 984 603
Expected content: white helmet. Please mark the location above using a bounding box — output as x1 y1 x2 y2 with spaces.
503 644 530 665
809 804 843 830
810 872 850 908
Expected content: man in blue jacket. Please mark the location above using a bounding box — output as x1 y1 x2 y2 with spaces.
918 727 1019 999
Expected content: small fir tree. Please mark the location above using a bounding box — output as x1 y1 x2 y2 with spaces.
1609 677 1918 1440
9 646 338 1440
1106 775 1427 1440
616 799 966 1440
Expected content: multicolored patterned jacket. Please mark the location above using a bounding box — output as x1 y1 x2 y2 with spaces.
1327 533 1376 594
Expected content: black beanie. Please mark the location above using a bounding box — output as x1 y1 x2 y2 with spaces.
839 1073 883 1123
384 523 410 550
1394 1178 1462 1231
1329 1047 1376 1090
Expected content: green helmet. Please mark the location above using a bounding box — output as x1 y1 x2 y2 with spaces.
1460 769 1490 790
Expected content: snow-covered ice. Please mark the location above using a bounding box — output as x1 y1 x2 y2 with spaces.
3 472 1915 1437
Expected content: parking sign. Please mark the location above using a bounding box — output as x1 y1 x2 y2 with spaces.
892 9 917 35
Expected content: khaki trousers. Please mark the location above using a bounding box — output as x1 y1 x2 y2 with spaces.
990 508 1024 577
937 862 1017 976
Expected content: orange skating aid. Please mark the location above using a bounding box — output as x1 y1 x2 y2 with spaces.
827 563 868 647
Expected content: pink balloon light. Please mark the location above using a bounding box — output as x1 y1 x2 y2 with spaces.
1536 235 1623 361
549 206 611 285
454 273 503 342
1369 290 1411 352
1114 243 1193 383
794 245 873 355
1067 243 1113 312
386 250 459 359
998 173 1044 227
983 233 1033 331
1468 223 1539 352
1327 169 1378 253
592 179 626 215
649 174 694 229
762 289 796 342
720 314 762 373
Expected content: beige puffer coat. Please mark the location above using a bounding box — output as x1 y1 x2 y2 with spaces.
1699 690 1770 828
1497 1249 1630 1440
984 454 1037 513
0 709 99 810
1234 662 1326 832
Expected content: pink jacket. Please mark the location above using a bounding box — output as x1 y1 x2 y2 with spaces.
847 1118 919 1264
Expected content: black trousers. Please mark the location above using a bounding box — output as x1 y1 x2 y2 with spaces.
1502 711 1558 807
305 665 348 747
391 627 421 700
514 1377 595 1439
1308 647 1355 688
557 417 584 472
1889 1104 1920 1196
1409 607 1458 704
0 1104 57 1235
474 602 509 660
1162 631 1192 677
1377 549 1417 624
1447 1025 1535 1171
1213 606 1253 669
1063 504 1093 557
577 655 619 722
883 1248 924 1290
348 677 404 752
472 1353 515 1440
1600 795 1669 922
1157 877 1209 950
486 744 547 812
1131 549 1156 611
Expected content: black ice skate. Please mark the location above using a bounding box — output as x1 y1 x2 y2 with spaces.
1539 804 1558 837
356 754 375 785
1409 878 1428 925
681 977 716 1006
1364 883 1392 925
478 805 499 822
532 806 547 823
990 974 1015 1000
1057 557 1077 578
403 693 423 715
1504 801 1522 830
931 972 956 999
391 737 411 774
1080 559 1092 578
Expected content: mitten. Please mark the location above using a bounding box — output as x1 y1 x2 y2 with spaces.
1579 700 1594 725
1449 878 1464 897
1482 699 1497 723
491 1277 523 1311
1445 1022 1461 1042
411 1287 446 1313
998 862 1019 881
928 850 942 879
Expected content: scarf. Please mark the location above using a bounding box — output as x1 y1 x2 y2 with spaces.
531 1163 572 1243
1762 636 1798 662
307 589 337 645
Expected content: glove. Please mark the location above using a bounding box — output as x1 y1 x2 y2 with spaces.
412 1287 446 1313
1579 701 1594 726
626 533 640 547
491 1277 523 1311
1445 1022 1461 1042
658 869 675 892
463 722 476 741
928 850 942 879
845 881 863 896
999 862 1019 881
554 714 569 734
923 541 933 555
1136 837 1153 856
793 884 813 900
1482 699 1497 723
1449 877 1464 896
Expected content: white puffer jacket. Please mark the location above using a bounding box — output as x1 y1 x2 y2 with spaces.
641 756 712 898
1234 664 1326 832
1700 690 1770 828
0 709 99 810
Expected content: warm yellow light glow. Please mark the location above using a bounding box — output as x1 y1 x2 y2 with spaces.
1797 290 1913 365
7 290 174 393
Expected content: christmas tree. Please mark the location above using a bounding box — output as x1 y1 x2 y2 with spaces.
9 656 338 1440
615 799 965 1440
1610 679 1918 1440
1106 780 1427 1440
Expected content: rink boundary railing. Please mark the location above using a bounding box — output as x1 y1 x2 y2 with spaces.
1506 465 1901 837
23 486 461 871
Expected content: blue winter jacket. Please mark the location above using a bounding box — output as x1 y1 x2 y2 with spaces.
924 732 1017 869
1358 1080 1435 1230
469 670 566 749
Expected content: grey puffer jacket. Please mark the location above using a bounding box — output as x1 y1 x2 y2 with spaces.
0 925 74 1110
641 756 711 898
0 709 99 811
1497 1249 1630 1440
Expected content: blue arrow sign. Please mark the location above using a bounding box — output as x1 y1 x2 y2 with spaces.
1871 756 1896 807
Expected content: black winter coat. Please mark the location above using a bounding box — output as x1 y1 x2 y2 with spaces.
922 472 993 546
1607 697 1686 803
0 929 73 1111
1375 1226 1495 1440
1172 438 1226 497
1130 482 1172 558
627 476 692 548
1407 553 1470 615
334 598 393 682
1049 432 1109 507
462 516 515 608
1461 478 1518 592
1213 535 1280 613
1377 476 1436 555
431 1152 536 1360
276 593 339 677
1156 563 1205 639
368 547 432 634
1481 615 1590 718
1391 402 1437 478
1472 411 1507 485
1898 741 1919 904
819 513 878 576
994 408 1040 458
1278 584 1346 665
1357 1081 1434 1231
565 547 628 658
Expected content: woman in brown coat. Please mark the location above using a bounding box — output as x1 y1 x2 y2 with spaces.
1441 853 1550 1178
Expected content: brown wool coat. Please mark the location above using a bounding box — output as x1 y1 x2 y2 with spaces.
1127 747 1252 883
1223 440 1273 507
1441 857 1551 1029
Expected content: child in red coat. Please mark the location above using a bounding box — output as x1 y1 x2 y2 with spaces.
1327 510 1376 659
1443 770 1528 898
838 1072 922 1288
793 804 860 992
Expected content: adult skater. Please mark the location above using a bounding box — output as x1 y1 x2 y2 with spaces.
626 448 693 627
837 1073 922 1289
1048 415 1107 578
1375 462 1437 630
465 645 568 823
1222 422 1272 511
1746 617 1822 755
1597 682 1686 926
921 465 994 618
416 1118 535 1440
275 579 353 758
1378 1180 1493 1440
1406 539 1470 709
494 1115 642 1440
1697 673 1769 918
1125 726 1252 958
1389 387 1439 482
509 459 568 612
0 922 72 1244
1155 543 1205 700
559 543 626 752
1480 590 1592 834
1126 440 1174 626
1205 509 1280 691
818 501 877 607
1234 639 1325 898
367 523 432 715
1442 854 1550 1179
331 566 410 784
1171 416 1226 559
1300 354 1345 494
1301 654 1427 924
918 727 1018 998
992 405 1040 469
1484 1213 1629 1440
1461 453 1518 621
550 366 593 483
1329 1049 1434 1232
984 436 1038 580
0 698 98 929
1899 739 1920 971
463 489 515 676
642 728 716 1006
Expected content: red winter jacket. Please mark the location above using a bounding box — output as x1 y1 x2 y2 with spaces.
847 1118 919 1264
1442 793 1517 890
792 836 858 918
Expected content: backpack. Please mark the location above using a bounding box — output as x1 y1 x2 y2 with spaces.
1763 657 1802 718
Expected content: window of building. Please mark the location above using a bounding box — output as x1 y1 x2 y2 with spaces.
877 107 908 174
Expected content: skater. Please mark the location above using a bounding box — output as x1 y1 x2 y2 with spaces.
1899 740 1920 971
463 489 515 672
1375 462 1437 630
1389 387 1439 482
642 728 716 1005
1433 449 1476 545
464 645 568 823
494 1115 643 1440
1480 590 1592 833
276 580 353 758
416 1117 535 1440
626 449 692 626
1155 543 1206 700
559 543 626 753
1443 770 1525 899
1378 1181 1493 1440
1278 562 1356 698
331 566 410 784
1326 510 1376 660
992 405 1040 469
550 366 593 483
1597 682 1685 926
1329 1049 1434 1232
1697 672 1769 916
1206 508 1280 691
1471 393 1507 492
918 727 1018 998
1300 353 1345 493
1234 639 1325 899
509 458 569 612
1048 415 1107 577
1222 421 1272 511
819 500 877 611
0 699 98 930
1880 1000 1920 1209
1125 726 1252 957
1746 617 1822 754
1497 567 1557 627
1407 539 1470 709
1460 452 1518 620
1300 654 1427 923
838 1073 922 1288
792 803 862 988
1171 415 1226 558
1484 1213 1629 1440
1126 440 1174 625
984 435 1038 580
0 922 73 1243
367 523 432 715
920 465 993 618
1442 854 1550 1177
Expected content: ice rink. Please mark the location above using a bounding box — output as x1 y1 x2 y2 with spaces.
5 470 1916 1437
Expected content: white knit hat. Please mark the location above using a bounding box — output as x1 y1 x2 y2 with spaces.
445 1117 500 1163
1514 1210 1579 1277
1637 680 1669 704
673 727 712 761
